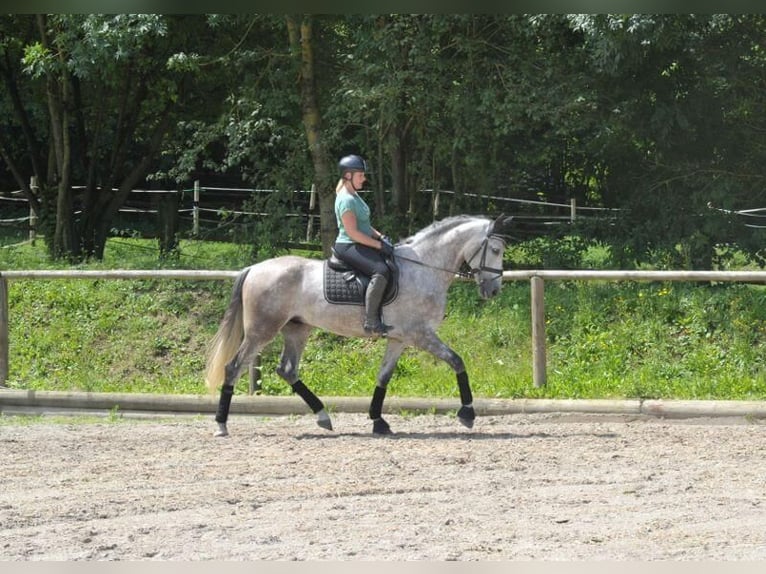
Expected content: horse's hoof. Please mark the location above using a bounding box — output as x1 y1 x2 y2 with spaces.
457 405 475 429
372 417 392 435
214 423 229 437
317 416 333 431
458 417 474 429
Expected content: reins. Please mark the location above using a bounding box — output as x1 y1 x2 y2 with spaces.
392 232 507 280
393 253 474 278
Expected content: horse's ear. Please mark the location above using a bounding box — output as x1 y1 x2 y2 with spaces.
489 213 503 234
490 213 512 235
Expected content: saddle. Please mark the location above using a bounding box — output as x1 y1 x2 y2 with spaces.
323 249 399 306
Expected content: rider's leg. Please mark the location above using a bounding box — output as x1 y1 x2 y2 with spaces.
363 273 392 335
333 242 393 335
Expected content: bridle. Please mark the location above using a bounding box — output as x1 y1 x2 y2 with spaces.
463 234 506 282
394 230 507 281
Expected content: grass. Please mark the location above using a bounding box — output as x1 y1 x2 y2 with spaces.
2 235 766 401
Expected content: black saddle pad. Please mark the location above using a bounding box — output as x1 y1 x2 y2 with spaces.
323 262 399 306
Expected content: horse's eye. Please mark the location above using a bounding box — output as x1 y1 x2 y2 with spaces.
491 246 501 255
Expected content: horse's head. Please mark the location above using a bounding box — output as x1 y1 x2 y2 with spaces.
464 214 511 299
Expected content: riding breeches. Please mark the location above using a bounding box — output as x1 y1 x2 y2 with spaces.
333 242 391 279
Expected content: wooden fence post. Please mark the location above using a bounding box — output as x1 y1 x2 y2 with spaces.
306 184 316 242
193 180 200 236
531 276 547 387
29 176 38 244
0 277 8 387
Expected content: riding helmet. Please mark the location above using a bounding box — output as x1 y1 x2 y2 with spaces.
338 154 368 175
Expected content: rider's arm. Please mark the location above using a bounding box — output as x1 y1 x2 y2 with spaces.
341 211 386 250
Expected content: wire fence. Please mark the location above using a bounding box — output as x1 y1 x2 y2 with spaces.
4 180 765 246
1 179 620 242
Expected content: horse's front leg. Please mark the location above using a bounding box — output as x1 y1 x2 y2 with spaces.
414 331 475 428
369 339 406 435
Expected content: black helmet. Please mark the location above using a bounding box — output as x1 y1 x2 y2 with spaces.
338 154 368 175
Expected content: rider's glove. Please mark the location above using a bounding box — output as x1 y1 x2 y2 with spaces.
380 237 395 257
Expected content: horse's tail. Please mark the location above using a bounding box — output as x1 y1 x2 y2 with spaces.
205 267 251 393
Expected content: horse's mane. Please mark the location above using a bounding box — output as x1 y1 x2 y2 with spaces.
401 215 487 246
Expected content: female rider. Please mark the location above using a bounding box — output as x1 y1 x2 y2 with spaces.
333 154 394 336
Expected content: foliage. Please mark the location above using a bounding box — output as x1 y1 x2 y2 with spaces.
234 190 306 260
544 281 766 399
506 234 596 270
2 15 766 268
567 15 766 269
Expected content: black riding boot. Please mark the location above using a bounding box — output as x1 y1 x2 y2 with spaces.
364 274 393 336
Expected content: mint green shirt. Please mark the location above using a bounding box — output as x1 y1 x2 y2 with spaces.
335 190 373 243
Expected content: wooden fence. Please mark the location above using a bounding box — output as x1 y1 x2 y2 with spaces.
3 269 766 391
501 270 766 386
2 178 614 246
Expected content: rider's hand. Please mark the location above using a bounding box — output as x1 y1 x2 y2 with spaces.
380 237 395 257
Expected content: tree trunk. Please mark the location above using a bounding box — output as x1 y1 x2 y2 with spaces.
37 14 78 259
390 138 405 217
0 53 44 211
78 103 174 260
286 15 334 257
388 117 413 220
156 189 180 257
375 131 386 217
53 89 75 258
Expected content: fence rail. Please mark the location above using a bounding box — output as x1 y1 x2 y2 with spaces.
2 178 619 246
3 268 766 391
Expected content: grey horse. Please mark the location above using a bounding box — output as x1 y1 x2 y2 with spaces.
205 214 511 436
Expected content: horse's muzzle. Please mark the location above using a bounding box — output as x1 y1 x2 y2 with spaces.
478 278 502 299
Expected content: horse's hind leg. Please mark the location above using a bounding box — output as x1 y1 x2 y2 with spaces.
369 339 406 435
215 329 272 437
277 321 332 431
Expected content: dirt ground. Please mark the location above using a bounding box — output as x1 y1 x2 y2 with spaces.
1 411 765 561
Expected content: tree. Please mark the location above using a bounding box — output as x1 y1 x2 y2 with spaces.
2 14 220 260
327 15 597 236
154 15 339 256
0 15 47 228
569 14 766 268
4 14 766 269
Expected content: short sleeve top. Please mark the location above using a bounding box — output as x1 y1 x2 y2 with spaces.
334 190 373 243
